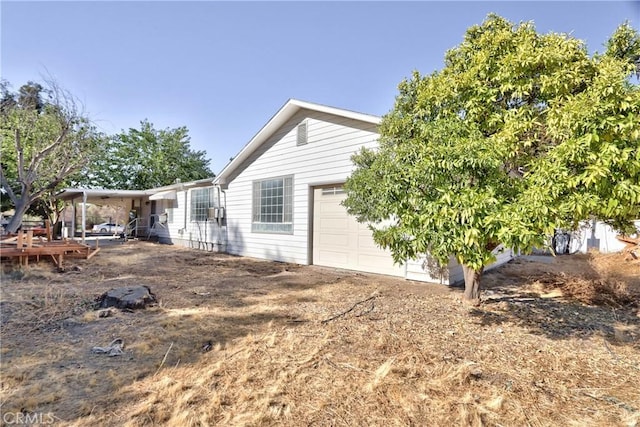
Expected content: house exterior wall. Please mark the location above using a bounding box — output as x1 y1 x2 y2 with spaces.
405 255 455 284
158 187 226 250
224 110 380 264
148 198 173 242
162 190 186 245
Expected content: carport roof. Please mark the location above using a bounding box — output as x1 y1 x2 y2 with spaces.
55 188 150 202
55 178 217 202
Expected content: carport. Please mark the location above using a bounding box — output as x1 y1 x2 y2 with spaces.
55 189 150 243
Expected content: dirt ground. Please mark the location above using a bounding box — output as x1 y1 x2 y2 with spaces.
0 241 638 426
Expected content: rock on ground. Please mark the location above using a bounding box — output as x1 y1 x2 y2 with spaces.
96 286 156 310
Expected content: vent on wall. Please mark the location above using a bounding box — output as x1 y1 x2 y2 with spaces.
296 121 308 146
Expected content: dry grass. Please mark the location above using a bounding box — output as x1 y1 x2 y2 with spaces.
1 242 639 426
531 273 636 308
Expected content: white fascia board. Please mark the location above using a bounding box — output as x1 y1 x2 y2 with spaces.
55 188 149 201
146 177 215 193
149 190 177 201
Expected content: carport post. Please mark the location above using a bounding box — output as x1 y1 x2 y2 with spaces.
71 199 76 240
81 191 87 243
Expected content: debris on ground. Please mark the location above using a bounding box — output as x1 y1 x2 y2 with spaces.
91 338 124 357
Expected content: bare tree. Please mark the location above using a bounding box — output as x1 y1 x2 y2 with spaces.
0 79 104 233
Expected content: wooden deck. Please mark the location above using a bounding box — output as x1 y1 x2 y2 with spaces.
0 230 100 269
617 235 640 261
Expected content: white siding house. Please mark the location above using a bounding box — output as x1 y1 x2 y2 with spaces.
58 100 637 284
217 101 383 265
205 99 515 284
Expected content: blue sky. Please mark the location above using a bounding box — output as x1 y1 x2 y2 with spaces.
2 1 638 175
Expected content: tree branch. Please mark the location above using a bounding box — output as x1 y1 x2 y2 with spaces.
0 164 18 205
15 128 26 184
28 126 70 180
28 161 84 202
321 296 377 324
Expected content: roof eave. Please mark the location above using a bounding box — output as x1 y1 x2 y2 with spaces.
54 188 150 202
147 177 216 193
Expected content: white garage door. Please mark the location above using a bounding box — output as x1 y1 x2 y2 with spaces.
312 186 405 277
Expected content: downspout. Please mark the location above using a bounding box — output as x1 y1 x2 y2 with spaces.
220 188 228 252
213 186 221 250
183 187 188 243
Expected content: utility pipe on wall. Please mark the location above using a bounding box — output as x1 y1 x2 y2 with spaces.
220 188 228 250
183 189 188 233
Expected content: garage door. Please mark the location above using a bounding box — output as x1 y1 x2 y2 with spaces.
312 186 405 277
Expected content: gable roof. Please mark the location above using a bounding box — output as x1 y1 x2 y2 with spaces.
213 99 381 185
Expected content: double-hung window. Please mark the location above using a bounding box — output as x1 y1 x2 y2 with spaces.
252 175 293 233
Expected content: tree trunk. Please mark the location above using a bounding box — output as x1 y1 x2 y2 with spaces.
462 264 484 306
5 198 31 233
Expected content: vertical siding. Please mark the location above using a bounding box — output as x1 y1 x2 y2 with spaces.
225 110 380 264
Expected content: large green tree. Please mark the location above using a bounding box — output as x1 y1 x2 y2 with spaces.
343 15 640 305
90 120 213 190
1 80 105 233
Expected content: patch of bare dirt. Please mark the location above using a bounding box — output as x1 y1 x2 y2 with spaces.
1 243 638 426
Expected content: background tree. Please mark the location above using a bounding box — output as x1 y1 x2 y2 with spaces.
343 15 640 305
89 120 213 190
0 80 105 233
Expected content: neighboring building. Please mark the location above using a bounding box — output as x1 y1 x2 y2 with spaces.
569 220 640 254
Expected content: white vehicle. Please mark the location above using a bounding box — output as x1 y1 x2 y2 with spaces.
92 223 125 234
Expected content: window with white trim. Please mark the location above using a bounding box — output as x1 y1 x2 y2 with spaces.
190 187 216 221
252 176 293 233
